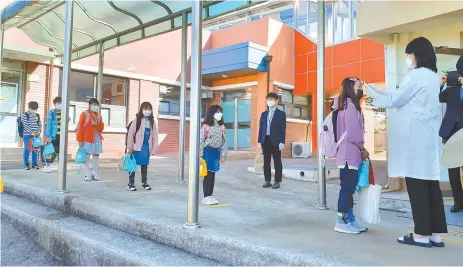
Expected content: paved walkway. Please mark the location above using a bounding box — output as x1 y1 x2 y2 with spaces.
1 155 462 266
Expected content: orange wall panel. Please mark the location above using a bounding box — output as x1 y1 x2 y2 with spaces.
332 40 361 66
295 31 315 56
307 52 317 72
361 38 385 61
211 75 258 87
307 71 317 93
326 67 334 91
295 54 308 74
333 62 361 88
294 73 307 95
361 58 385 83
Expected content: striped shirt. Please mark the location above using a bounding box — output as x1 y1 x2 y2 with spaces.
21 112 42 136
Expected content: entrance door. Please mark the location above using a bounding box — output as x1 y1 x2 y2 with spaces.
222 93 251 150
0 72 21 145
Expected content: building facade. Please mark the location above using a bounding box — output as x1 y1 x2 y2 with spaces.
1 0 385 159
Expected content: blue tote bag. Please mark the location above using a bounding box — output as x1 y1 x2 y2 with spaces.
32 136 43 148
75 148 87 164
123 153 137 173
357 159 370 192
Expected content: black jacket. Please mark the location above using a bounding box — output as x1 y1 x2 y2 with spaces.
439 84 463 139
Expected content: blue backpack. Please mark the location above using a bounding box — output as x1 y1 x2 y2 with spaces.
17 112 40 138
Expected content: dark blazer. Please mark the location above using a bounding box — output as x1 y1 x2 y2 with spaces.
439 85 463 139
258 108 286 146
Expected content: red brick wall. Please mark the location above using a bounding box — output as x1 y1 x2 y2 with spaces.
280 121 313 158
24 62 47 120
67 131 126 159
157 118 191 154
127 80 140 121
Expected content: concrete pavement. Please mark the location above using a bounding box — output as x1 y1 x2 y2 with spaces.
1 155 462 266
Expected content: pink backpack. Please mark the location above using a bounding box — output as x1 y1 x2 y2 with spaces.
320 109 347 158
204 124 226 139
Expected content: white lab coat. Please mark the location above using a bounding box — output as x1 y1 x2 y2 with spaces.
365 67 441 181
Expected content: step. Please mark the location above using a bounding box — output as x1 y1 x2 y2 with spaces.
1 193 221 266
4 180 330 266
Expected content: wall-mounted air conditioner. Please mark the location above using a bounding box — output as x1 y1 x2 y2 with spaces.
291 142 311 158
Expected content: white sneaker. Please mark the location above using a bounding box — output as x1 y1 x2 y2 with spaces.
84 176 92 181
202 197 215 205
209 196 219 205
43 166 52 173
91 174 101 181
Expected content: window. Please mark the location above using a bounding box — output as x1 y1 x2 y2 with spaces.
62 69 128 129
296 1 308 34
278 88 311 120
101 76 127 107
335 0 351 43
68 71 95 103
159 84 208 118
279 8 294 27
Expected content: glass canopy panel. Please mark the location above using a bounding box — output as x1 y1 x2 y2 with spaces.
23 20 64 53
35 15 93 48
208 1 249 17
111 0 170 23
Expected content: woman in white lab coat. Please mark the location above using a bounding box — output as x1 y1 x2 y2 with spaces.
365 37 447 248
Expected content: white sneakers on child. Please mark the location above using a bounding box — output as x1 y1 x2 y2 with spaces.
201 196 219 205
43 165 52 173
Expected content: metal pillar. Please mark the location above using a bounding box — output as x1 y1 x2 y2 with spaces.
96 42 104 111
178 12 188 184
184 0 202 229
316 0 327 210
57 0 74 193
0 23 4 79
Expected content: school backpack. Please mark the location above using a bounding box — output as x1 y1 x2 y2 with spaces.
320 109 347 159
125 117 143 148
204 124 226 139
17 112 41 138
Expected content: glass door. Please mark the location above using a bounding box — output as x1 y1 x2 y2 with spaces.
0 72 22 145
222 92 251 150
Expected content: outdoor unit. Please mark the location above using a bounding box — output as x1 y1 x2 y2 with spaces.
291 142 311 158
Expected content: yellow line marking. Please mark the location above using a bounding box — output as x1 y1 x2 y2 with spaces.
200 203 232 209
407 232 463 244
133 190 166 194
80 180 115 184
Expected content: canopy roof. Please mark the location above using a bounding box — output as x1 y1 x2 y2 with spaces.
1 0 262 60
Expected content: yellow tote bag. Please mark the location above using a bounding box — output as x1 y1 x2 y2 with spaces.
199 158 208 178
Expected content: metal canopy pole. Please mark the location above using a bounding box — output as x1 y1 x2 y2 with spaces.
97 42 104 111
57 0 74 193
316 0 328 210
178 12 187 184
0 23 4 80
184 0 202 229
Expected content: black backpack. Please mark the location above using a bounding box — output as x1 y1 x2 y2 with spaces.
125 117 142 152
17 112 40 138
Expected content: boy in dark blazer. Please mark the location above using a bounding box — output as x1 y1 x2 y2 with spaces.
440 55 463 213
258 92 286 189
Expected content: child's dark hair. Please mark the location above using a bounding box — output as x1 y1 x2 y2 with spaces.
136 102 154 128
266 92 279 100
204 105 224 126
28 101 39 109
88 98 99 106
53 97 62 104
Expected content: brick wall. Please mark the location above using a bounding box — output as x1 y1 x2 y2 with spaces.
127 80 140 120
157 118 191 154
24 62 47 121
280 121 313 158
67 131 126 159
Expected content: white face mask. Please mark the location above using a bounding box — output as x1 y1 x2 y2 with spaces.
405 56 414 69
91 106 99 112
267 100 275 107
213 112 223 121
143 110 152 117
55 104 62 110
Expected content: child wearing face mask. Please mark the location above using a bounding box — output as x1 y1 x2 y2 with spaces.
126 102 158 191
44 97 63 173
76 98 105 181
199 105 228 205
19 101 42 170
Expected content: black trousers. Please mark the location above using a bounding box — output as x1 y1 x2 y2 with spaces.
203 172 216 197
263 136 282 183
129 165 148 185
405 178 447 235
443 123 463 206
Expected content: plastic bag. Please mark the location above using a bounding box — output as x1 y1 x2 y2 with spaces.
43 143 56 164
117 154 126 172
32 136 43 148
123 153 137 173
357 159 370 191
254 153 264 173
199 157 207 178
75 148 87 164
356 184 382 224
